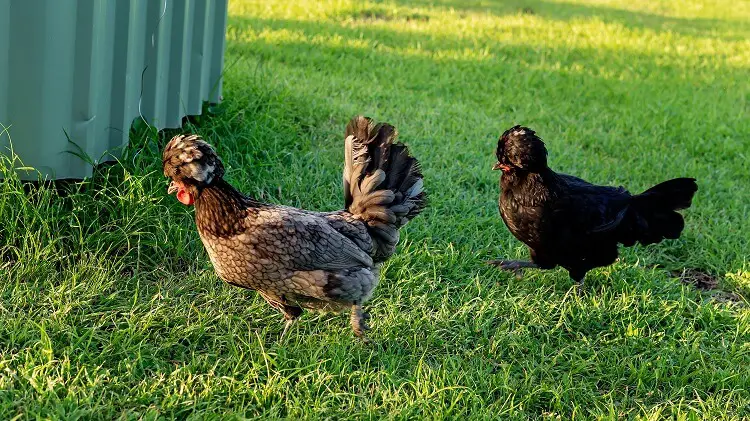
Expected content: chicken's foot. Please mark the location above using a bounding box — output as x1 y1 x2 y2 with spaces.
350 304 370 342
486 259 538 274
280 318 296 340
278 304 302 340
567 269 587 293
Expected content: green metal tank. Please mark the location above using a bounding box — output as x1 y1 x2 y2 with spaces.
0 0 228 179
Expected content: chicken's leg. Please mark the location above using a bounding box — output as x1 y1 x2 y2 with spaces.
567 268 587 292
486 259 538 276
486 259 538 279
350 303 370 341
486 260 538 270
279 304 303 340
280 319 296 339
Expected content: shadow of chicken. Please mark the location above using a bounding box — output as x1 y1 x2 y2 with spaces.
489 126 697 286
162 116 426 339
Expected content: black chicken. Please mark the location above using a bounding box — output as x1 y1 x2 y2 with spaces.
489 126 697 285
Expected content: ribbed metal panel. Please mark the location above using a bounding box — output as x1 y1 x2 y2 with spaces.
0 0 228 179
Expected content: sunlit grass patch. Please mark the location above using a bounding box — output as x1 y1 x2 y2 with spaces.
1 0 748 418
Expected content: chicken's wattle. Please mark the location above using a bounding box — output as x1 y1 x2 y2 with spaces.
177 188 194 206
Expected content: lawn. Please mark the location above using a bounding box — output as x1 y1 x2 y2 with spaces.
2 0 749 418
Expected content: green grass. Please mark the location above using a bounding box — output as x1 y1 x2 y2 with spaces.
2 0 749 418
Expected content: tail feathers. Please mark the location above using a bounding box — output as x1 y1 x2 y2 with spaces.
623 177 697 246
637 178 697 211
343 116 426 261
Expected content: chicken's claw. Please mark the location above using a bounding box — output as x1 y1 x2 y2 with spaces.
280 319 296 340
486 259 538 279
350 304 370 343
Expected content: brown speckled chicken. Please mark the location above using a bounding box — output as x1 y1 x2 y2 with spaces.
162 116 426 339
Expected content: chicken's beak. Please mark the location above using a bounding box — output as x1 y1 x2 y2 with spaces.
167 180 179 195
493 162 512 172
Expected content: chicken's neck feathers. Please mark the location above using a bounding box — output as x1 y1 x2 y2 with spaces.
501 168 559 207
194 178 263 237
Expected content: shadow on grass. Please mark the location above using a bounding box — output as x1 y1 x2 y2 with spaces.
393 0 750 41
